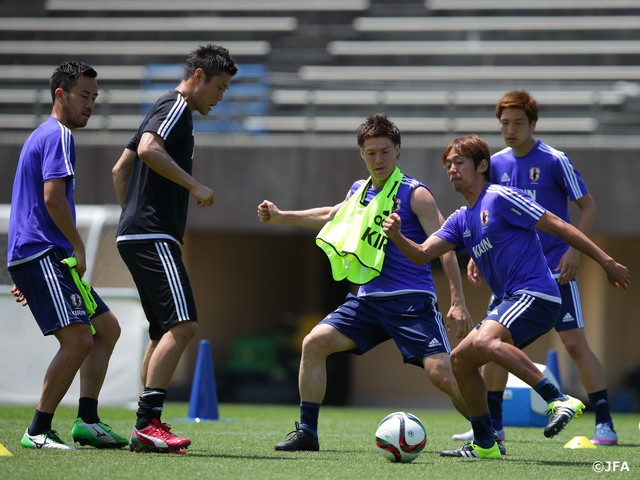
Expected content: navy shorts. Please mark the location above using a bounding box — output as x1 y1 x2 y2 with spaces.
9 248 109 336
487 279 582 333
320 292 451 367
118 240 197 340
554 280 583 331
485 293 561 349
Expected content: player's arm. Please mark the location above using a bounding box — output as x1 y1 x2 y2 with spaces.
138 131 214 207
384 212 455 265
257 200 345 229
535 210 629 288
410 187 473 337
556 193 596 283
112 147 135 208
43 177 86 275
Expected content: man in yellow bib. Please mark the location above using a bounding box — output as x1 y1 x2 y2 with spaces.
258 113 474 452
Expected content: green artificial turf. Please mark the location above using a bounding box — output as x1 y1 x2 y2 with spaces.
0 403 638 479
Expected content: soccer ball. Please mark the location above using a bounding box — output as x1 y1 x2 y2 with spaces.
375 411 427 463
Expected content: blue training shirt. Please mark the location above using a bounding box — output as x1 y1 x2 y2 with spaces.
7 117 76 266
491 140 589 271
352 174 437 297
434 184 560 302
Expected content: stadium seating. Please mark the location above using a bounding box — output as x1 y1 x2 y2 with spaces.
0 0 639 137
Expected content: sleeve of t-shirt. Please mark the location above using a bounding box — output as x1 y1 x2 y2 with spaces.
41 127 74 181
497 187 546 229
553 153 589 202
433 208 465 248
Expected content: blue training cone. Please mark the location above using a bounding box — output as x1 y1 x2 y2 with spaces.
546 348 563 391
174 339 221 422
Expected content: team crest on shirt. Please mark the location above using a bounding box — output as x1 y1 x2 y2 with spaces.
392 195 402 212
529 167 541 182
481 210 490 226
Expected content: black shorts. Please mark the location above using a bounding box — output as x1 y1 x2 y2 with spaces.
118 240 197 340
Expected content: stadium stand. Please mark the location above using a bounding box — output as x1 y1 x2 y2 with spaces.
0 0 639 137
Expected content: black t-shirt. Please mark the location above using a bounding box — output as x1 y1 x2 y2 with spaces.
117 90 194 244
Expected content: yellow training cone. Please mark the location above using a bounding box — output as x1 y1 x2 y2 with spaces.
0 442 12 456
563 436 596 449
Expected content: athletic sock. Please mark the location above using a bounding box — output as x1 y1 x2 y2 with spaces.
29 410 54 436
533 377 566 403
136 387 166 429
470 412 495 449
77 397 100 424
299 401 320 438
588 389 613 427
487 390 504 431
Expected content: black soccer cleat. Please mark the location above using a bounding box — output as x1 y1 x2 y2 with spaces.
274 422 319 451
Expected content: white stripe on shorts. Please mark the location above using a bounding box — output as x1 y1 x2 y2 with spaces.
39 255 71 328
155 241 190 321
499 294 535 329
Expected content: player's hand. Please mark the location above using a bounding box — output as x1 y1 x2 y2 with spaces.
466 258 483 287
10 284 28 306
257 200 282 224
446 303 474 339
554 247 580 284
192 184 215 207
605 260 630 289
382 213 402 239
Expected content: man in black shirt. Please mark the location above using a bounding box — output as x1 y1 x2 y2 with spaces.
112 43 237 454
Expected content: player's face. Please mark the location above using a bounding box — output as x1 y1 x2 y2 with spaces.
443 152 482 193
193 71 232 116
360 137 400 189
57 76 98 130
499 107 536 153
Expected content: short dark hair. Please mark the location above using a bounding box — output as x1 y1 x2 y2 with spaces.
356 113 401 148
183 43 238 82
49 61 97 103
495 89 539 124
441 134 492 182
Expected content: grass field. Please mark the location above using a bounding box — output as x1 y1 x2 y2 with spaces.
0 403 638 479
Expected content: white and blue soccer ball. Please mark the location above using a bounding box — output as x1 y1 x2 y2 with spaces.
375 411 427 463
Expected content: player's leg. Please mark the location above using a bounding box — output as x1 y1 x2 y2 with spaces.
119 240 196 453
77 309 120 400
555 281 617 445
275 323 356 451
479 295 584 437
11 252 94 450
558 328 617 445
72 307 128 448
452 361 508 441
440 330 501 458
422 353 469 418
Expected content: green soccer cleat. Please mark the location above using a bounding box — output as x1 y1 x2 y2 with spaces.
544 395 585 438
71 418 128 448
440 442 502 459
21 429 75 450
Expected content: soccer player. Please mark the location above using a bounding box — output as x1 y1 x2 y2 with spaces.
112 44 237 454
452 90 618 446
8 61 128 450
258 113 474 452
383 134 630 459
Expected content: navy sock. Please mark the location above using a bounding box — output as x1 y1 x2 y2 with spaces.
487 391 504 431
29 410 54 436
470 413 494 449
136 388 166 429
533 377 565 403
299 401 320 438
77 397 99 424
588 389 613 427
